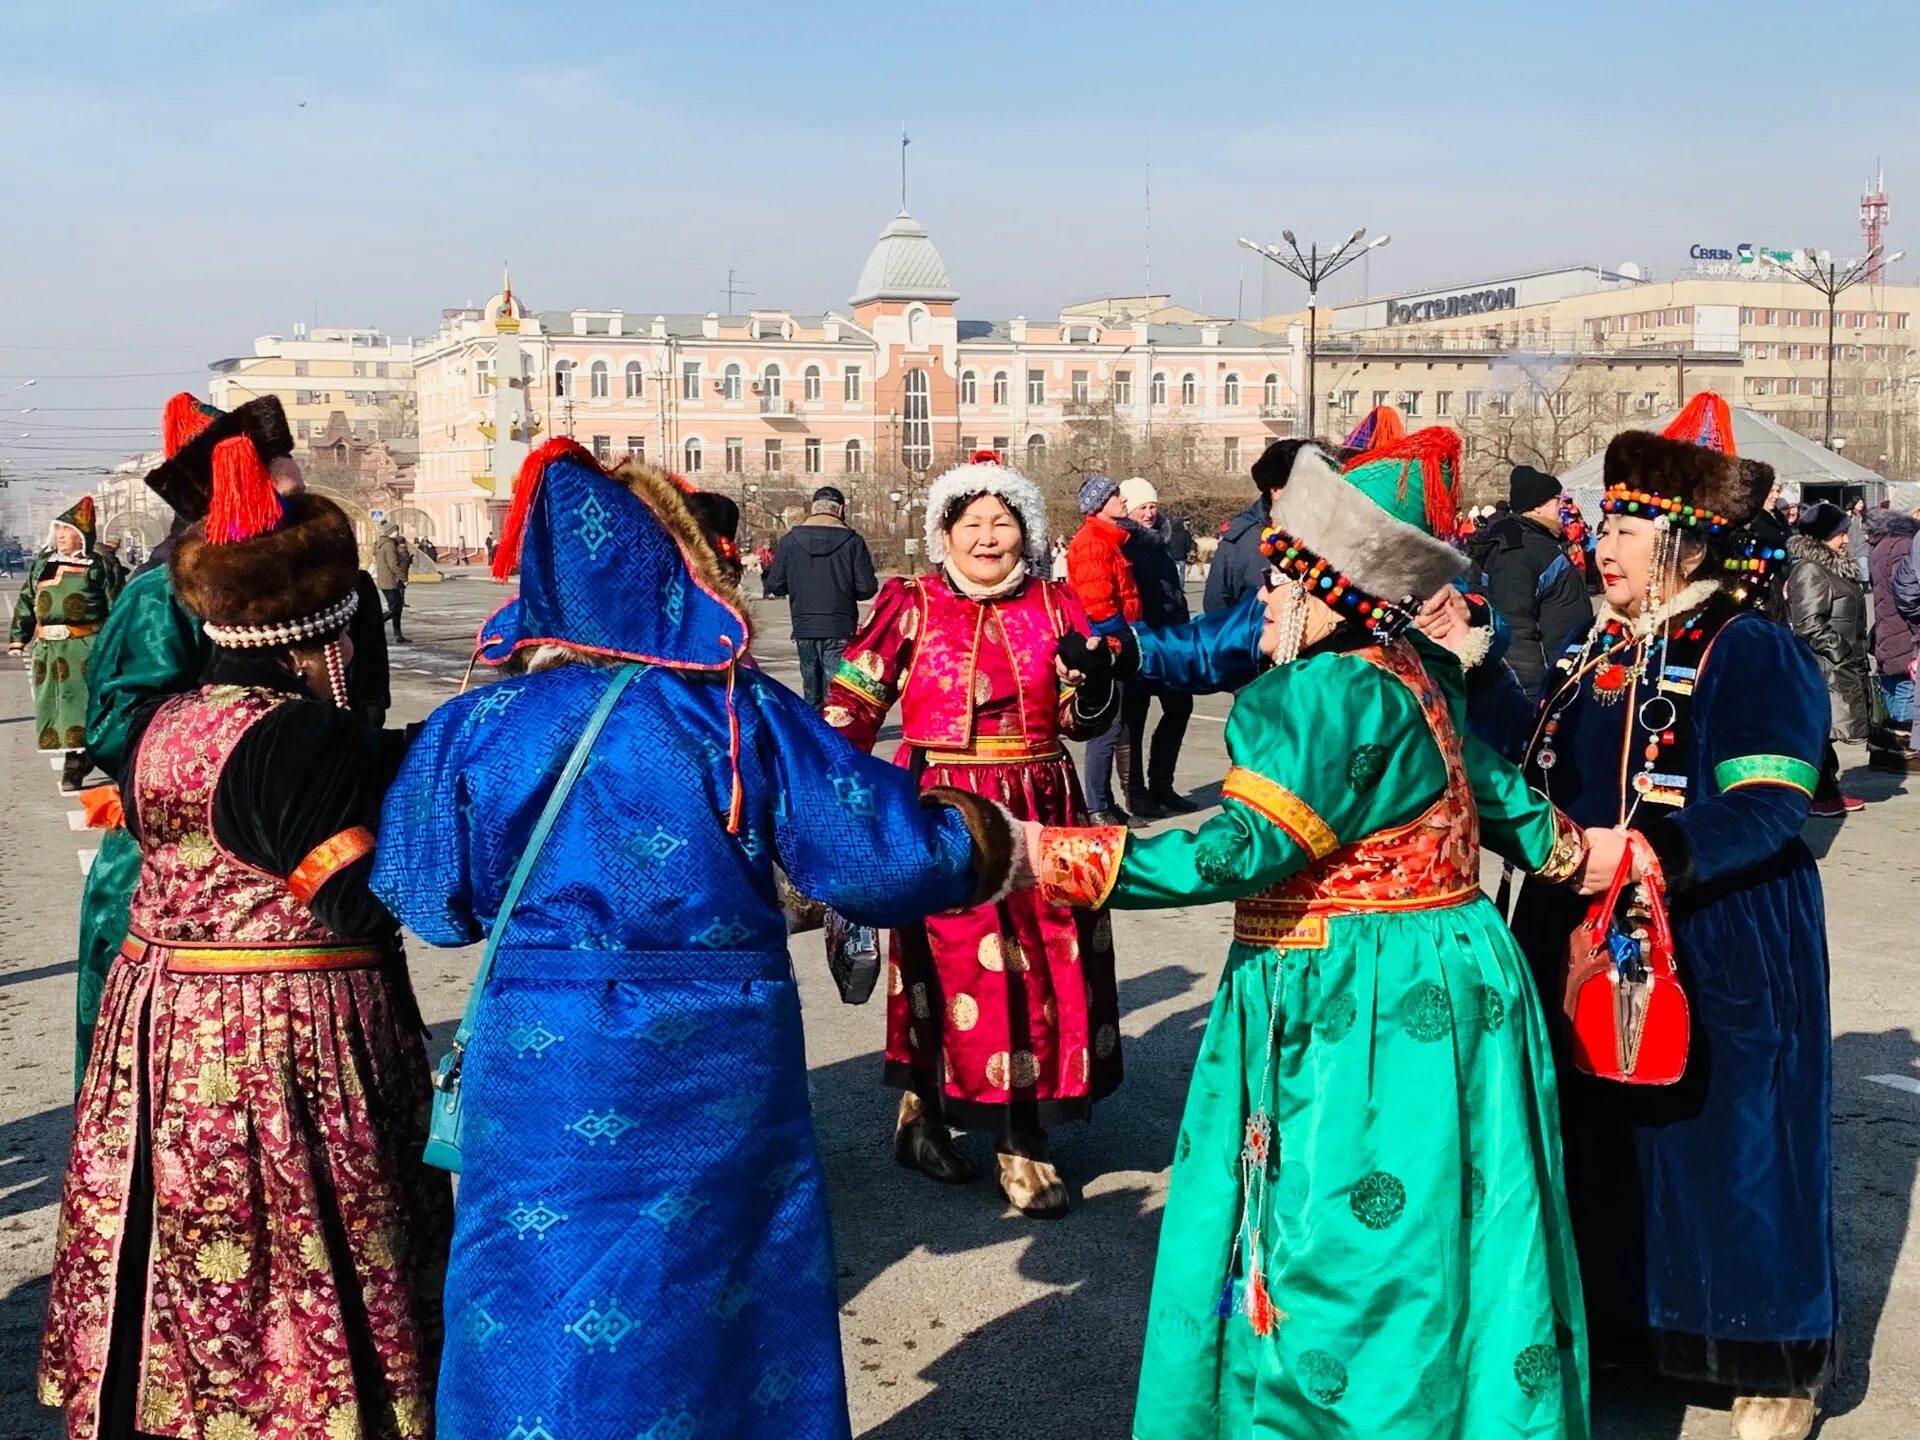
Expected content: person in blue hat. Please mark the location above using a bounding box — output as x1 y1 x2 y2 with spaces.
372 439 1026 1440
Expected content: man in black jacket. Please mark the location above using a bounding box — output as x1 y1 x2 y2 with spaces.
1204 438 1321 615
1469 464 1590 694
768 485 879 708
1116 476 1196 815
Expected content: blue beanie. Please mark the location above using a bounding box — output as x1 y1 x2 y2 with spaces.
1077 473 1119 515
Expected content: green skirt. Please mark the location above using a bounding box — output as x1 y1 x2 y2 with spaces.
1134 896 1590 1440
31 633 92 752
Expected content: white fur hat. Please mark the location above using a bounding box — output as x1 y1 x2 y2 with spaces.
923 452 1050 568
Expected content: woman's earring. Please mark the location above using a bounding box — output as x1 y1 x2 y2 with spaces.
324 639 351 711
1269 577 1310 668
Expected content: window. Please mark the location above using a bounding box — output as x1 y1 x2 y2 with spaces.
681 362 701 400
376 363 389 379
804 437 822 474
1027 368 1046 405
625 361 644 399
902 368 931 472
803 365 822 402
626 435 646 461
992 436 1010 463
1224 436 1241 471
725 437 743 473
1371 389 1389 408
761 364 782 399
591 434 611 460
589 361 609 399
1263 373 1280 409
1026 433 1048 462
764 439 782 472
296 389 315 406
1151 371 1167 406
682 438 703 472
352 361 367 378
721 364 743 401
1398 390 1421 417
1549 392 1571 417
473 357 493 396
1071 369 1090 403
844 366 863 401
844 439 863 473
1465 435 1481 459
1435 391 1452 417
961 370 978 405
295 419 310 440
1464 390 1482 417
554 359 575 398
960 434 977 454
1113 369 1132 406
1181 435 1198 467
1222 373 1241 406
1180 372 1197 406
1340 389 1358 414
294 360 310 378
992 371 1010 405
1616 392 1630 416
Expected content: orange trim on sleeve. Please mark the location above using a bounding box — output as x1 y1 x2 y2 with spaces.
286 826 376 905
1036 825 1127 909
1221 766 1339 861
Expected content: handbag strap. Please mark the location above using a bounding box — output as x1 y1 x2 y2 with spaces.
444 663 647 1065
1584 829 1639 946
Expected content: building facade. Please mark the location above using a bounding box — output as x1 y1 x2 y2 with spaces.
407 212 1301 544
208 326 417 457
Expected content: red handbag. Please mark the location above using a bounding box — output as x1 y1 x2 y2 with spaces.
1562 833 1690 1085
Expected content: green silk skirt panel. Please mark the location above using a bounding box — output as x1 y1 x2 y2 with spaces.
73 826 139 1086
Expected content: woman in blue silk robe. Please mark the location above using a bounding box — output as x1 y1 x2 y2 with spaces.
372 442 1022 1440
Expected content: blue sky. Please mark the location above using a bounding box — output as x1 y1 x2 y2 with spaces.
4 0 1919 486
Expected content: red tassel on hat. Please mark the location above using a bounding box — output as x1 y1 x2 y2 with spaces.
205 437 284 544
162 393 216 458
493 437 594 581
1347 427 1461 540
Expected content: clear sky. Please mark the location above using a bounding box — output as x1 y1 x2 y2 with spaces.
4 0 1918 491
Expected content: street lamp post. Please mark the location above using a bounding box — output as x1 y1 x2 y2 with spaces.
1761 245 1906 448
1239 231 1389 439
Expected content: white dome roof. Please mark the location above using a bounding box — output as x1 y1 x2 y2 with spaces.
850 210 958 305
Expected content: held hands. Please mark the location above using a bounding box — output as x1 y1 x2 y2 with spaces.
1020 820 1046 888
1413 587 1472 648
1576 826 1631 895
1054 630 1113 688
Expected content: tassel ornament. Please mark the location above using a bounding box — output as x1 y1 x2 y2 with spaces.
206 437 284 544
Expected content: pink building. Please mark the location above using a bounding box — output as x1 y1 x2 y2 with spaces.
408 212 1299 545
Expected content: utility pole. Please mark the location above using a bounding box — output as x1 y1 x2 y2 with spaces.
1239 229 1391 439
1763 243 1906 447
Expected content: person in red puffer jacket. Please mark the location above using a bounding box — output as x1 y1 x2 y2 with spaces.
1067 473 1140 823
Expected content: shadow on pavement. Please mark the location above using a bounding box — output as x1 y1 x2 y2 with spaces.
0 1104 73 1225
0 1275 57 1437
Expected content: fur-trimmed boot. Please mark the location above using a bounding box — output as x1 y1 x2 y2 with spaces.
1730 1396 1815 1440
995 1131 1069 1219
893 1091 975 1185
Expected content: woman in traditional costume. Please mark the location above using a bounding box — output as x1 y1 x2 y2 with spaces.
1488 412 1837 1440
370 440 1025 1440
10 495 123 792
1033 431 1596 1440
39 430 450 1440
824 450 1120 1218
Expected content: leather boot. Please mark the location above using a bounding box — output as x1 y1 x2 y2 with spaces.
60 749 90 794
893 1091 975 1184
1730 1396 1815 1440
994 1132 1069 1218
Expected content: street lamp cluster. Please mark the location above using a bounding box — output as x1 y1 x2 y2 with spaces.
1758 245 1907 448
1238 231 1389 439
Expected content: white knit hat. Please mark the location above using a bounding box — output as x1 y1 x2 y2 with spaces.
1118 476 1158 510
923 451 1050 568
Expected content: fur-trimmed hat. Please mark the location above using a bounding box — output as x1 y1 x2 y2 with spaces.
1266 427 1466 607
145 393 295 521
1600 430 1772 531
924 450 1049 569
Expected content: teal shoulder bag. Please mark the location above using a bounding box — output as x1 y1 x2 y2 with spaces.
423 663 646 1173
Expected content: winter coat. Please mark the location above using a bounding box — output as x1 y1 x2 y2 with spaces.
1067 514 1141 636
1784 534 1871 741
1119 514 1191 629
1204 496 1271 616
766 512 878 640
372 531 411 589
1167 514 1196 566
1468 514 1590 694
1866 509 1920 678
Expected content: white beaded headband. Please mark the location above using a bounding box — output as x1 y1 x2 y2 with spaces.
202 591 358 649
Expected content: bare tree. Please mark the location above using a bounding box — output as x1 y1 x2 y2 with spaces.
1458 361 1627 500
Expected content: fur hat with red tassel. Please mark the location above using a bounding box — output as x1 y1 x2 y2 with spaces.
144 392 296 521
170 434 360 702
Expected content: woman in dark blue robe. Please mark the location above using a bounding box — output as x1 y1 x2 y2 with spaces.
1481 427 1836 1440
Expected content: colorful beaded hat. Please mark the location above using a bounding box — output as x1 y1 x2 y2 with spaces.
1600 393 1772 535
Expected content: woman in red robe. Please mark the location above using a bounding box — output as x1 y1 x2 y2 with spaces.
826 451 1120 1217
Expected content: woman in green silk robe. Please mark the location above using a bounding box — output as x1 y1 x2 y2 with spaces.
1034 432 1613 1440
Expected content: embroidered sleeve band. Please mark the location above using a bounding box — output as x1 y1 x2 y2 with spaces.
832 658 888 707
1532 805 1589 883
287 826 376 904
1036 826 1127 909
1221 766 1339 861
1713 754 1819 798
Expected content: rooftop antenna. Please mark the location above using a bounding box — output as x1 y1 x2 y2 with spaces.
900 125 910 210
720 269 754 315
1144 134 1152 307
1862 161 1890 285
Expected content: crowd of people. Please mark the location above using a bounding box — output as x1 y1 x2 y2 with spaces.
19 382 1872 1440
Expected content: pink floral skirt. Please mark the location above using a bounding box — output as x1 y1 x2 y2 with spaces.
883 751 1123 1131
38 940 451 1440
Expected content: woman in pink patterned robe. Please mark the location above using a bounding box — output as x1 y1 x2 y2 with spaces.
825 452 1121 1216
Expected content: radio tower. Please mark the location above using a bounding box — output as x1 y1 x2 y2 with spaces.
1861 163 1890 283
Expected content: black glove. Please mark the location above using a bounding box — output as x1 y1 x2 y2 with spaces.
1056 630 1113 683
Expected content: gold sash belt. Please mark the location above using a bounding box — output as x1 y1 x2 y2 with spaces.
123 934 385 975
1233 886 1479 949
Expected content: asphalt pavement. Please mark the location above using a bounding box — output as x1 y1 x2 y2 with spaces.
0 571 1915 1439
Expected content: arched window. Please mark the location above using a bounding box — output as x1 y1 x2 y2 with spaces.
682 437 703 473
844 438 864 474
721 363 742 401
992 371 1010 406
1151 371 1168 406
803 365 822 402
1262 373 1280 408
1180 372 1197 406
589 360 609 399
902 370 931 472
961 369 978 406
1026 433 1048 463
761 363 783 399
625 361 644 399
553 359 575 398
1222 373 1240 406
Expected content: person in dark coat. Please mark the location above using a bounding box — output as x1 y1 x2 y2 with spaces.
766 484 879 708
1469 464 1590 693
1204 438 1324 616
1784 502 1868 815
1866 505 1920 759
1115 476 1194 815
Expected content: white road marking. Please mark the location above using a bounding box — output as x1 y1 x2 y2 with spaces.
1865 1073 1920 1096
67 811 88 831
77 850 95 877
